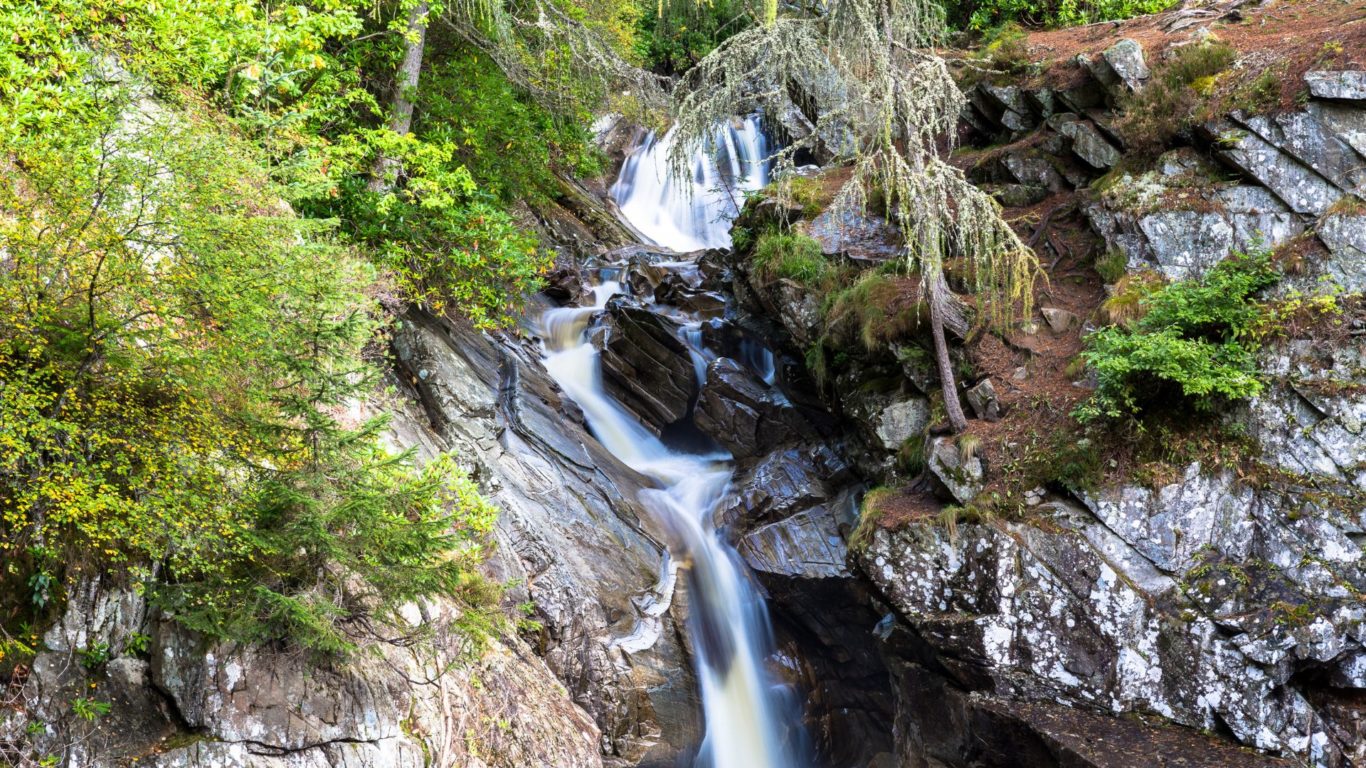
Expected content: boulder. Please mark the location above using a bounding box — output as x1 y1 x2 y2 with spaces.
1305 71 1366 102
927 437 984 505
1002 149 1070 192
598 300 698 431
694 357 810 458
966 378 1001 421
1040 307 1080 335
1056 118 1121 170
1086 39 1151 97
807 208 902 264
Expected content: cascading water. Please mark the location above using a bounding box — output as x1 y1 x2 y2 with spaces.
610 116 769 252
539 117 810 768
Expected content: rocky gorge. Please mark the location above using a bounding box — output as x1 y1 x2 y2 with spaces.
4 2 1366 767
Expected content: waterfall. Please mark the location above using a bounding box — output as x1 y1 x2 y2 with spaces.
539 116 809 768
610 116 769 252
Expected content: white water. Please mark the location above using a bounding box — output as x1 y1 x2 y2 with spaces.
539 118 808 768
610 116 770 252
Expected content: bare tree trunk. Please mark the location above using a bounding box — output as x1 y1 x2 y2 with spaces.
928 272 968 433
369 1 430 193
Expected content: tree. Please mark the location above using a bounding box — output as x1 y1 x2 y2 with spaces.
670 0 1039 432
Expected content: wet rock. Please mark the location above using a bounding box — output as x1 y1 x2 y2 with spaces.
393 316 701 762
624 257 673 297
544 264 586 303
807 208 902 264
1056 119 1121 170
694 357 810 458
740 506 852 579
655 281 727 319
598 300 698 431
966 378 1001 421
927 437 984 504
1040 307 1079 334
1305 71 1366 102
719 444 852 529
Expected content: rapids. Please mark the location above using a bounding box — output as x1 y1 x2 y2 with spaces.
537 121 810 767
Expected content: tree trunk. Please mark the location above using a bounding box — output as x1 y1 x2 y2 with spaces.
369 1 430 193
928 273 968 433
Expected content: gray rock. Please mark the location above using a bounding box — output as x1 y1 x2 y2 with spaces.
1218 185 1306 253
1041 307 1079 334
1317 212 1366 292
1305 71 1366 102
869 397 931 451
1212 120 1345 215
927 437 984 505
694 357 809 458
966 378 1001 421
740 507 852 579
1139 210 1234 279
807 208 901 264
1056 119 1122 169
1087 39 1150 97
1234 112 1366 197
598 299 698 431
1002 149 1069 192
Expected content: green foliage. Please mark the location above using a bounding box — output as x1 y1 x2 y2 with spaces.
635 0 752 74
417 51 604 202
1077 250 1279 422
948 0 1176 30
1115 41 1237 155
752 233 831 285
1 25 502 653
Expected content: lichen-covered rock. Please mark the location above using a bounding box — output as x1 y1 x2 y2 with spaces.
927 437 984 504
1086 39 1151 97
1056 119 1121 170
1316 212 1366 292
1305 71 1366 102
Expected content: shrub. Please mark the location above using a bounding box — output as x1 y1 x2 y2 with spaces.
1077 250 1279 422
752 232 831 285
1115 41 1238 155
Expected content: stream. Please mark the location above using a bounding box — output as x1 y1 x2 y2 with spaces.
537 122 810 767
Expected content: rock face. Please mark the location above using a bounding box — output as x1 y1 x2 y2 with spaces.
392 314 703 766
961 37 1366 287
5 573 603 768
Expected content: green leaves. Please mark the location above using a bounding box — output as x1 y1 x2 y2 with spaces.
1077 250 1280 422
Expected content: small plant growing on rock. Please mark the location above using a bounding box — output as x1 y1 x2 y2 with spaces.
1093 249 1130 284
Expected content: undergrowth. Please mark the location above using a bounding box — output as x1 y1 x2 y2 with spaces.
1077 249 1279 422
